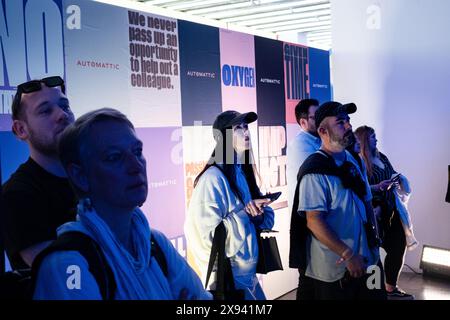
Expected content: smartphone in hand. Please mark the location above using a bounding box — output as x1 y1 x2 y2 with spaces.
262 191 282 202
390 173 401 183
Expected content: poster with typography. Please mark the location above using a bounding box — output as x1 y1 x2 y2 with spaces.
255 37 286 126
62 0 130 120
62 0 129 120
219 29 256 115
179 20 222 126
254 36 287 210
0 0 66 131
284 42 310 124
63 0 181 127
136 127 186 239
219 29 259 164
127 9 181 127
309 47 331 104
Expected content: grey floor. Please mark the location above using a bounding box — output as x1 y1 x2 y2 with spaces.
276 271 450 300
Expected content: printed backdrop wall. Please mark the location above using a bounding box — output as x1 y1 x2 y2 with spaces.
0 0 331 299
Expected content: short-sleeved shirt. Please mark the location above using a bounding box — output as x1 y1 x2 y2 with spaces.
297 150 379 282
2 158 77 269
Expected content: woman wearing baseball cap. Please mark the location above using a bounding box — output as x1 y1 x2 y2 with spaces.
185 110 275 300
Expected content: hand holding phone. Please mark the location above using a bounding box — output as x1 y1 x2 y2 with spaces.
385 174 401 191
262 191 282 202
246 192 282 216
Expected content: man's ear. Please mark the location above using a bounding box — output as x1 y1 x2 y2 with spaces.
12 120 29 140
318 126 327 136
299 118 308 130
66 163 89 194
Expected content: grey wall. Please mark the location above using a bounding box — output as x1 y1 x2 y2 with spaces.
331 0 450 269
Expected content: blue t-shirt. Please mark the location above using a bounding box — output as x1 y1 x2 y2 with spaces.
297 150 379 282
287 130 321 206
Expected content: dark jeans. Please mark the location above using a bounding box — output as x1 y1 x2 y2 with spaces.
308 262 387 300
382 212 406 287
296 268 315 300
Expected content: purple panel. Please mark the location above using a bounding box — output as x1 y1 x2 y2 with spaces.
136 127 186 238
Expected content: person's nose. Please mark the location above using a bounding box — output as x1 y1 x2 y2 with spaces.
126 152 145 174
55 105 70 123
344 121 352 131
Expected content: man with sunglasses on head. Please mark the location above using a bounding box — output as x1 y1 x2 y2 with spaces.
2 76 77 270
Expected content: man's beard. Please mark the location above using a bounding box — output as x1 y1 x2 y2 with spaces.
329 130 353 148
28 128 59 156
346 131 356 147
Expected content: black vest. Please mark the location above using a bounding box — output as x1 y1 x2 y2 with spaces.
288 150 367 270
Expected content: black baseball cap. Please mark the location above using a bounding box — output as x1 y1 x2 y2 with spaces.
213 110 258 132
315 101 357 128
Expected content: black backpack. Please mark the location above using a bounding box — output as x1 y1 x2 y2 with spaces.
289 150 368 270
0 231 168 300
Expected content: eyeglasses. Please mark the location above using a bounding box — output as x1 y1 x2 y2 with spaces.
12 76 65 119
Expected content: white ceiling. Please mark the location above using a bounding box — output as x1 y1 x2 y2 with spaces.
126 0 332 49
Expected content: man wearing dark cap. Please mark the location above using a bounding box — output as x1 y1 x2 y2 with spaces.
291 101 385 299
2 77 77 270
287 99 320 300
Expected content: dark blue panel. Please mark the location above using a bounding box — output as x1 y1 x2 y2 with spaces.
0 131 29 183
255 36 285 127
309 47 331 104
178 20 222 126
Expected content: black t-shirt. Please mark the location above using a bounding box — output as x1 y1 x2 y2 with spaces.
1 158 77 270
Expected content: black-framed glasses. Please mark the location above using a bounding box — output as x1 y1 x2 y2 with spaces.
12 76 65 120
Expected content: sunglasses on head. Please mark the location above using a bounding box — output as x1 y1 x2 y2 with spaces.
17 76 65 94
12 76 65 120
